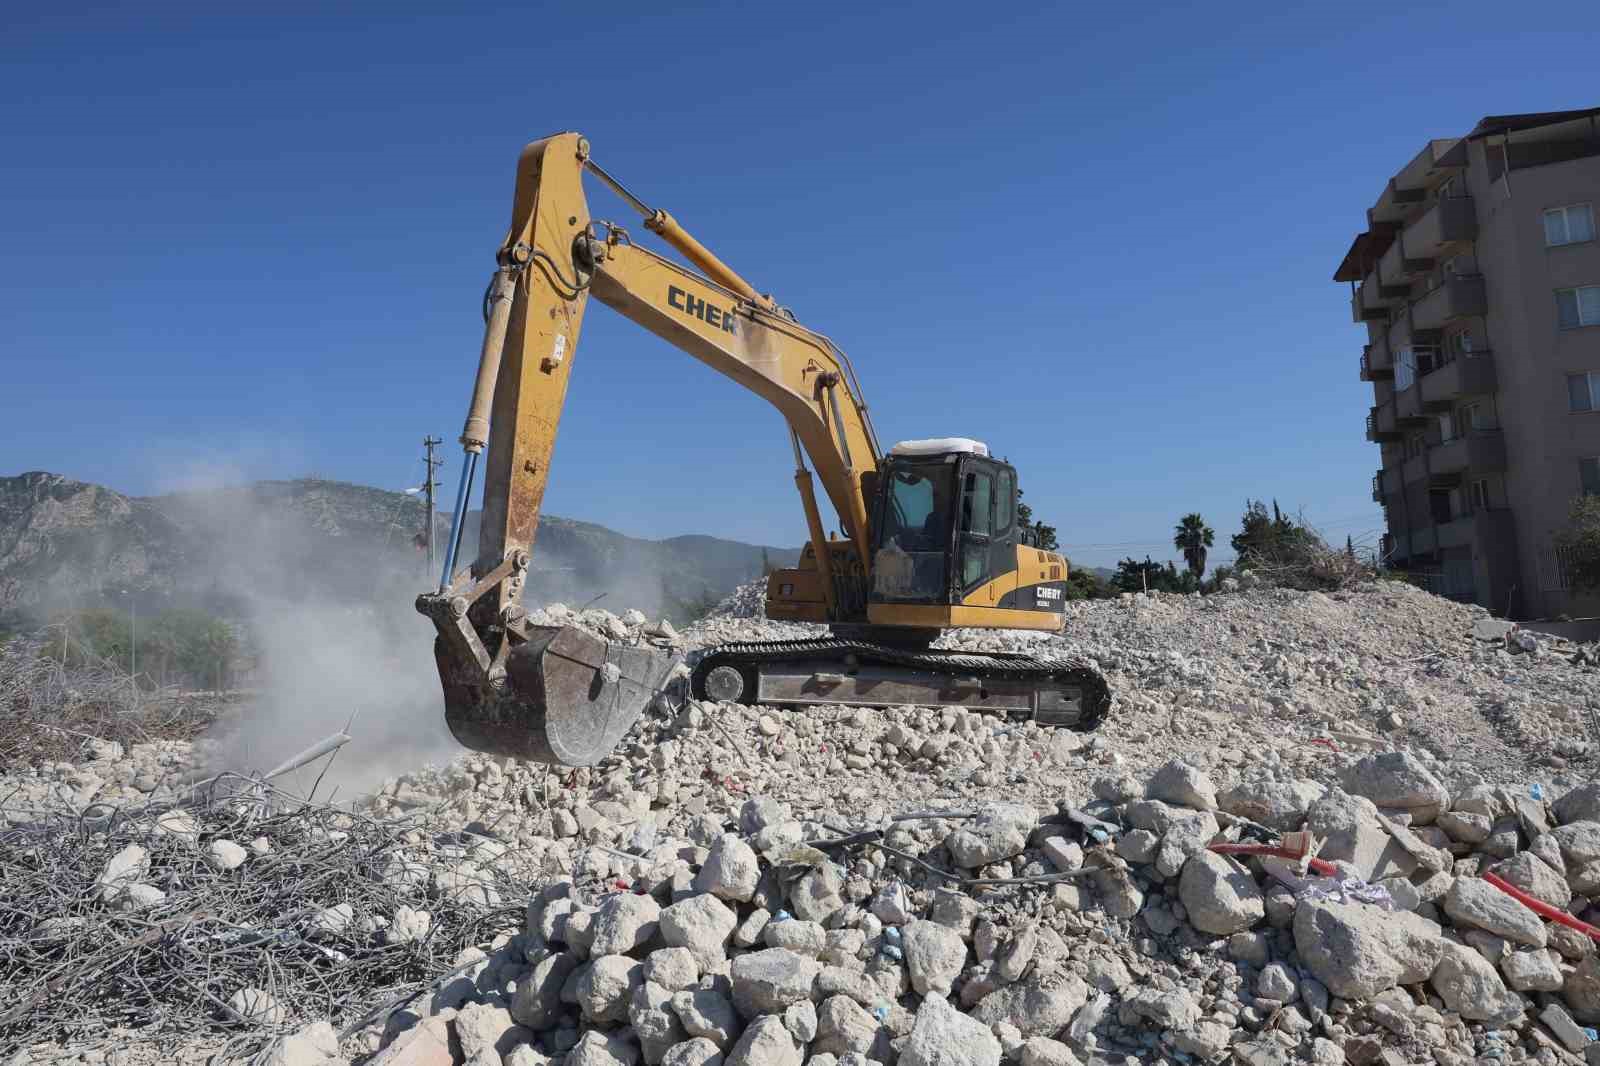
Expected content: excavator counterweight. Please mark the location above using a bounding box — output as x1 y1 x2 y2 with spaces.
419 133 1111 766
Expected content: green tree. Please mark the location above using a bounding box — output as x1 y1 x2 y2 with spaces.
1016 490 1059 551
1114 556 1187 594
44 609 132 671
1230 498 1312 566
42 606 243 690
193 619 238 692
659 577 723 626
1230 500 1273 560
143 622 180 688
1172 513 1215 582
1556 495 1600 591
1063 566 1110 600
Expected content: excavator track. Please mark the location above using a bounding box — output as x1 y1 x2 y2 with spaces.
690 637 1111 732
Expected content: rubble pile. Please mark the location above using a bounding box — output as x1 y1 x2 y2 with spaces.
3 580 1598 1066
290 755 1600 1066
525 604 685 649
0 735 211 821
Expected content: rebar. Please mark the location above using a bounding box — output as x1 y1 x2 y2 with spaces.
0 766 527 1051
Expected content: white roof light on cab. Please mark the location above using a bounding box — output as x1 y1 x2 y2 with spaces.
888 438 990 458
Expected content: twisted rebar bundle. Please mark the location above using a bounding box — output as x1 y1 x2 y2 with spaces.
0 768 530 1060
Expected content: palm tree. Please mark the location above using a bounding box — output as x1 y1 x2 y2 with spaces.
1173 513 1215 582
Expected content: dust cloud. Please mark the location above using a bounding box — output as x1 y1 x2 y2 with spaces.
147 476 453 798
176 480 696 799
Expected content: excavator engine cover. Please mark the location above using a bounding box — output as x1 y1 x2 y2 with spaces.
437 624 678 766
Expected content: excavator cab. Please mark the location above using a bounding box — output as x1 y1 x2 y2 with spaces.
764 437 1070 634
863 439 1067 631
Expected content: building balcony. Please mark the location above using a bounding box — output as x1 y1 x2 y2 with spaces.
1373 466 1402 503
1420 352 1496 410
1429 429 1507 480
1402 450 1426 485
1368 176 1430 226
1388 521 1452 562
1436 507 1516 553
1411 274 1486 332
1378 236 1434 288
1436 515 1473 550
1381 466 1402 498
1405 196 1477 259
1360 339 1394 382
1366 402 1400 442
1394 384 1425 422
1351 265 1409 323
1400 526 1438 558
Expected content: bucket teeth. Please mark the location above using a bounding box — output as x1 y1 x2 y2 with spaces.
437 624 678 766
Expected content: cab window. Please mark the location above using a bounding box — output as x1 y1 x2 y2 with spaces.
995 469 1014 532
882 463 952 553
961 470 993 536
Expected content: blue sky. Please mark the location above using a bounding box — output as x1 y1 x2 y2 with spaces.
3 2 1596 570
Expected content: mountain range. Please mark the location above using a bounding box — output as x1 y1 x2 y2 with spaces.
0 472 798 624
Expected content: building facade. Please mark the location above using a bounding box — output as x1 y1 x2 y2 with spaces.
1334 109 1600 618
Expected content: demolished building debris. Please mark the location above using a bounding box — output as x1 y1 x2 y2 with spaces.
3 579 1599 1065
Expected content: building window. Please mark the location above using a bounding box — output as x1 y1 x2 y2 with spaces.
1470 479 1490 511
1583 457 1600 496
1404 433 1425 460
1446 331 1474 359
1545 204 1596 247
1457 402 1489 433
1395 348 1416 390
1557 286 1600 329
1538 541 1575 591
1571 372 1600 412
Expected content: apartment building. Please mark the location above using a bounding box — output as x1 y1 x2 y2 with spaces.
1334 108 1600 618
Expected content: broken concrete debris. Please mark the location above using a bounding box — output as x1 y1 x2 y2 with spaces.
261 753 1600 1066
6 579 1600 1065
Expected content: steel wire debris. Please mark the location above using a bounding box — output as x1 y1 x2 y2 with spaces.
0 770 529 1054
0 633 219 770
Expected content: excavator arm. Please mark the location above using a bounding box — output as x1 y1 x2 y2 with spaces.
415 132 885 764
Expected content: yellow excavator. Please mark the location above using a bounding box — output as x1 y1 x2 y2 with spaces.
415 132 1110 766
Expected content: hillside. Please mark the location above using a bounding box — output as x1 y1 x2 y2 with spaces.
0 472 798 623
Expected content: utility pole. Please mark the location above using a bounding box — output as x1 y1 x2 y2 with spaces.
120 588 138 707
422 436 443 575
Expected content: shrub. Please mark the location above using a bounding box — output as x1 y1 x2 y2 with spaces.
1555 495 1600 592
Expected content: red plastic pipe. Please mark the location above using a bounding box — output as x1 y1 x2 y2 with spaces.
1484 872 1600 944
1208 842 1339 877
1209 845 1600 944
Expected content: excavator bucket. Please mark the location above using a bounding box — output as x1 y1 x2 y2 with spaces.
435 625 678 766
